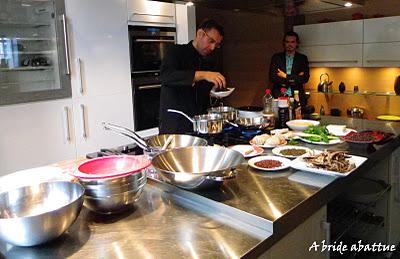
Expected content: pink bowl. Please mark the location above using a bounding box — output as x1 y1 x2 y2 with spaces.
74 155 151 179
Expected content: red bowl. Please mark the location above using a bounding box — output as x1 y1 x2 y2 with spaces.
74 155 151 179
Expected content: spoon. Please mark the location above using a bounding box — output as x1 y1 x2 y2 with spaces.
162 135 174 151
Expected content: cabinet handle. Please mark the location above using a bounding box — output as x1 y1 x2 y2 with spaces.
63 106 71 142
135 39 175 43
132 12 174 18
138 84 161 90
310 60 358 63
80 104 87 139
77 58 84 94
60 14 70 75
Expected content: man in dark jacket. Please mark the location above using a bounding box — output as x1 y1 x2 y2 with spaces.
269 31 310 106
159 19 226 134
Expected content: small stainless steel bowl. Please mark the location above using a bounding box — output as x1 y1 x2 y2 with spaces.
0 181 84 246
83 180 146 214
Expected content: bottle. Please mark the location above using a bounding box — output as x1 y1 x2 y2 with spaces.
278 97 289 129
280 87 287 98
288 97 295 120
293 90 302 119
320 105 325 116
263 89 273 115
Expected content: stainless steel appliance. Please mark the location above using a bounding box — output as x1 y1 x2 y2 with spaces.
128 26 176 131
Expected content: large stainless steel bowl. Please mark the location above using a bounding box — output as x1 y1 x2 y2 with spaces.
152 146 244 190
146 134 208 150
0 181 84 246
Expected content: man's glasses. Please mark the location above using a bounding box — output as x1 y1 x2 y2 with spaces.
202 29 222 48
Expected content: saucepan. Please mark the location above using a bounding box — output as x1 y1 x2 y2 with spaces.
207 106 237 122
233 116 271 130
167 109 224 134
152 146 244 190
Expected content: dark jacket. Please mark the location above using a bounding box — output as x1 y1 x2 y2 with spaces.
269 51 310 106
159 42 215 134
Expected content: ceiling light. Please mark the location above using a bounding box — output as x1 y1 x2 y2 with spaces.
185 2 194 6
344 2 353 7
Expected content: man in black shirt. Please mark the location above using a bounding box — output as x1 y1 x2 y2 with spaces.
159 19 226 134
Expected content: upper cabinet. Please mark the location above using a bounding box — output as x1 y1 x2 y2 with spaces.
294 16 400 68
363 16 400 67
127 0 175 26
294 20 363 67
294 20 363 46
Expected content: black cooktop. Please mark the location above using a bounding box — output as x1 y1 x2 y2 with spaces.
86 126 265 159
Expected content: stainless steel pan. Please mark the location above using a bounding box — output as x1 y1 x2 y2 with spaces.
152 146 244 190
207 106 237 121
168 109 223 134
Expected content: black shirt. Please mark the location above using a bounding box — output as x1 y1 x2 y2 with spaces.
159 41 215 134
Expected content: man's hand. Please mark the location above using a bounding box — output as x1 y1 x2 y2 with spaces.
277 69 287 79
299 72 304 76
194 71 226 89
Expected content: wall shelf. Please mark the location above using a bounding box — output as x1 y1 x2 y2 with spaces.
305 89 398 97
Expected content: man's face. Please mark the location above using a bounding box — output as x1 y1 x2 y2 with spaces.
196 28 223 56
284 35 298 53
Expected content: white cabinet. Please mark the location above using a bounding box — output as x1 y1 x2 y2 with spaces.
66 0 132 97
299 44 363 67
294 20 363 67
0 99 76 176
66 0 134 155
364 16 400 43
294 20 363 46
72 93 134 157
127 0 175 26
363 42 400 67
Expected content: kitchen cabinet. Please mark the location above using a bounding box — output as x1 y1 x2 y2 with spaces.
363 42 400 67
299 44 362 67
0 99 76 176
127 0 175 26
364 16 400 43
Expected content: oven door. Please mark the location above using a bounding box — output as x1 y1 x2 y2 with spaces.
129 26 176 75
133 82 161 131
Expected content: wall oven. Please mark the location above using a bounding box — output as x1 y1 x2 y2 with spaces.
129 26 176 131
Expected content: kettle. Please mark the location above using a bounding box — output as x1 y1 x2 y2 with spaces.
317 73 333 93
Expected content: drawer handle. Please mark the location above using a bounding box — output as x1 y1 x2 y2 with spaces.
81 104 87 139
63 106 71 142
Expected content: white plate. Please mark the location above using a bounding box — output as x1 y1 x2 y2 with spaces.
228 144 264 158
299 137 342 145
272 145 312 159
210 87 235 98
286 119 320 132
248 155 291 171
290 152 367 177
328 128 357 137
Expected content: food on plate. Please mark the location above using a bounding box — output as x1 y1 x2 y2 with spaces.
254 159 282 169
244 148 255 155
265 134 286 146
341 131 392 143
302 151 355 173
280 148 307 157
251 134 270 145
270 128 289 135
302 125 338 143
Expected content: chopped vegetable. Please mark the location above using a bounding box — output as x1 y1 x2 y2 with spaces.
303 125 338 143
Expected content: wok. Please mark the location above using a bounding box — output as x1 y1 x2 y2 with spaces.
234 116 270 130
152 146 244 190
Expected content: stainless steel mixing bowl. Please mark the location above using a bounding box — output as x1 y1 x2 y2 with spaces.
0 181 84 246
146 134 208 150
151 146 244 190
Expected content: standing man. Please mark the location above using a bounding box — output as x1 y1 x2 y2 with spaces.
269 31 310 106
159 19 226 134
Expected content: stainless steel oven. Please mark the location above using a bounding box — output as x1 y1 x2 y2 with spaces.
128 26 176 131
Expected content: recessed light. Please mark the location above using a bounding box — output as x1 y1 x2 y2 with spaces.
344 2 353 7
186 2 194 6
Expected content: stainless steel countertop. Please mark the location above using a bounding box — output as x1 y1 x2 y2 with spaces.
1 117 399 258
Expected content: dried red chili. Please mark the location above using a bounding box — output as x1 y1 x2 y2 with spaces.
254 159 282 169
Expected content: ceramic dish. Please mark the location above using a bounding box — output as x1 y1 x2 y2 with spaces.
291 152 367 177
248 155 291 171
326 125 357 137
376 115 400 121
210 87 235 98
299 137 342 145
286 119 320 132
228 144 264 158
272 145 312 159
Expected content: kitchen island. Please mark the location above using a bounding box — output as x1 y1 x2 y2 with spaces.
1 117 399 258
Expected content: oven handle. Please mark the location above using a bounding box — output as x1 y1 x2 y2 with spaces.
138 84 161 90
135 39 175 43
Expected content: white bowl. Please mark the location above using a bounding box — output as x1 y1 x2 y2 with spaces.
286 119 320 132
210 87 235 98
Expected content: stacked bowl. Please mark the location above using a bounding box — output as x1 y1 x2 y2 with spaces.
73 155 151 214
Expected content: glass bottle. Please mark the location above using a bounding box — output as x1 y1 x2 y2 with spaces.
293 90 302 119
263 89 273 115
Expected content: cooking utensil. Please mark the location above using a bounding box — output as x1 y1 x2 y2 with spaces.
167 109 223 134
0 181 84 246
210 87 235 98
207 106 237 121
152 146 244 190
103 122 151 152
317 73 333 93
234 116 270 130
347 107 365 118
161 135 174 150
237 106 263 118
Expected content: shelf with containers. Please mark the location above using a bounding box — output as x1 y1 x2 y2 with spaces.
0 0 70 106
305 89 399 97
